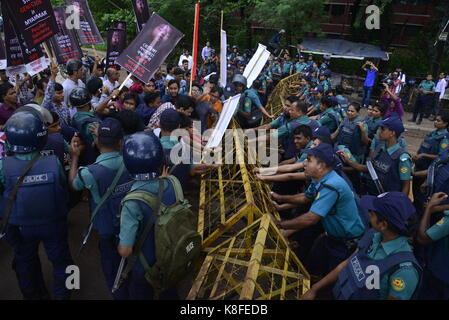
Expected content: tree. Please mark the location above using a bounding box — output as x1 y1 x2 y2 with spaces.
251 0 326 45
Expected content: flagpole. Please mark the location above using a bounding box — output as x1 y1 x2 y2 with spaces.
189 1 200 95
221 10 224 31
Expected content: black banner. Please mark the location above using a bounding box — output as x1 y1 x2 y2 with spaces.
2 1 44 67
5 0 59 48
106 29 127 69
65 0 104 45
49 6 83 65
116 13 184 84
131 0 150 32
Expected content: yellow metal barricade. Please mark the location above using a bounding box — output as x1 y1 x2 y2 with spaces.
188 214 310 300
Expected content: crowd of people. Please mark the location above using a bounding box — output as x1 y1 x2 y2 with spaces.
0 35 448 301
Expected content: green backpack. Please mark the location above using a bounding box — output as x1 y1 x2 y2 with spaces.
120 176 202 292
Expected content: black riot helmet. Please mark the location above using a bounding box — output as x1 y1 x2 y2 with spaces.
66 59 84 76
69 87 92 109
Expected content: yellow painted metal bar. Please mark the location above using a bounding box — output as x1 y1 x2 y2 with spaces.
256 281 301 300
187 255 214 300
240 215 271 299
218 167 226 224
281 247 290 300
198 179 206 238
209 237 236 297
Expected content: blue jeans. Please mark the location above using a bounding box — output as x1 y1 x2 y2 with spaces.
362 86 373 107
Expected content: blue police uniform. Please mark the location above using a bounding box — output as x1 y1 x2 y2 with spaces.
305 170 366 276
318 108 341 133
72 111 100 166
418 210 449 299
415 129 449 170
72 152 133 299
364 142 411 195
336 117 367 163
333 229 421 300
295 62 308 73
119 178 179 300
282 61 294 77
364 116 383 139
0 152 71 299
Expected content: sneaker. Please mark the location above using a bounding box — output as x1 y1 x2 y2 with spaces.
416 119 422 125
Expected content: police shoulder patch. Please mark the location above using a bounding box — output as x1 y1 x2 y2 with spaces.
401 167 408 174
436 217 446 226
391 278 406 291
441 143 448 149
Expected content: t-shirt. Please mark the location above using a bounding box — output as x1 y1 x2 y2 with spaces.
364 69 377 87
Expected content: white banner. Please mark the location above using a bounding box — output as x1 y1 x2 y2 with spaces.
220 29 227 88
205 94 241 149
26 57 51 77
243 43 270 88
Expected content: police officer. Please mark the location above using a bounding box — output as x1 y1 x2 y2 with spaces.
69 118 133 299
316 96 341 134
233 75 273 129
319 70 332 93
118 131 180 300
295 55 308 74
282 53 294 78
0 112 72 300
339 117 412 196
332 103 367 164
413 113 449 171
417 192 449 299
269 58 282 81
303 192 421 300
271 143 366 278
410 74 436 125
70 87 100 165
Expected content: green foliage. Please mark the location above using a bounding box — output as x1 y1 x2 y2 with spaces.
251 0 327 43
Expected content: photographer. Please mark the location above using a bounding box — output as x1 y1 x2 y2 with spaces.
380 82 405 119
361 61 379 108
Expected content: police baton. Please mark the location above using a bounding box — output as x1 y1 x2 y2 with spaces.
76 223 93 259
112 257 126 293
367 160 385 195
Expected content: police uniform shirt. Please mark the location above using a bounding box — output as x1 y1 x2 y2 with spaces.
0 152 67 194
304 170 365 239
72 111 99 145
240 89 263 113
364 116 383 137
336 116 367 163
336 145 357 163
320 80 331 92
370 135 408 153
296 140 314 163
119 179 171 247
425 129 449 154
71 152 123 205
282 61 293 75
366 232 420 300
273 116 315 139
318 109 340 133
425 210 449 281
370 142 412 181
419 80 436 94
160 136 181 151
295 62 307 73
